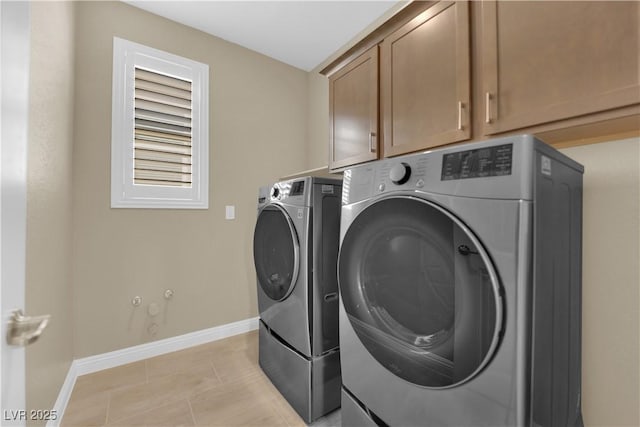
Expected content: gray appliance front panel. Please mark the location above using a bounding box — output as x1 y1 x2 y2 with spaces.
339 195 529 427
338 135 583 427
257 200 312 356
341 388 379 427
259 321 341 423
256 176 342 358
342 134 583 206
310 182 342 355
258 176 342 209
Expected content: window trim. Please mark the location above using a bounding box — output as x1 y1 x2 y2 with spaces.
111 37 209 209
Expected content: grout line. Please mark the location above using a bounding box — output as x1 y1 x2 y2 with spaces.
104 391 111 426
209 358 223 384
186 398 197 426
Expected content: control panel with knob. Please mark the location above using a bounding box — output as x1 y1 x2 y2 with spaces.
389 162 412 185
271 186 280 199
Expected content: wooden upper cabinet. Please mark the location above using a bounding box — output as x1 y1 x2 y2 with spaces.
481 1 640 135
381 1 470 158
329 46 379 171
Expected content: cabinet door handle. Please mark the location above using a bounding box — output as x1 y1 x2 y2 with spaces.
457 101 463 130
369 132 376 153
485 92 491 124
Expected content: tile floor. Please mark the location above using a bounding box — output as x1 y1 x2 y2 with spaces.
61 331 341 427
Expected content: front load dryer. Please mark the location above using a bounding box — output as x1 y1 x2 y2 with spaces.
338 135 584 427
253 176 342 423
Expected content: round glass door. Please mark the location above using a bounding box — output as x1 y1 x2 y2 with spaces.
253 205 299 301
338 197 502 388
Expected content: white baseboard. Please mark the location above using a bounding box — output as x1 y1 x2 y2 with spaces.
73 316 259 376
47 317 259 427
48 362 78 427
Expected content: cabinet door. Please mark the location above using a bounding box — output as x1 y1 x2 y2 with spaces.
329 46 378 171
381 1 470 158
482 1 640 135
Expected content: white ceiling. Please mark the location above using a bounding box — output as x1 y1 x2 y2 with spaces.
123 1 402 71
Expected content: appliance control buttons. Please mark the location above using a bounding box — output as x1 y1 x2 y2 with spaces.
416 179 425 188
271 186 280 199
378 183 386 192
390 162 412 185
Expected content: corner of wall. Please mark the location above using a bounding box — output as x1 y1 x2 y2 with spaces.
305 72 329 170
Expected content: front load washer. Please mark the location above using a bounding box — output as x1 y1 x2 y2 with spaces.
338 135 584 426
253 176 342 423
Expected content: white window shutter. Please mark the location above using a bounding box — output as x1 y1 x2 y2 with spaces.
134 67 193 187
111 38 209 209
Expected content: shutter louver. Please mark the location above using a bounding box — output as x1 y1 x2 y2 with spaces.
134 67 192 187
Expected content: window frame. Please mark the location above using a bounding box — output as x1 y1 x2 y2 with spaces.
111 37 209 209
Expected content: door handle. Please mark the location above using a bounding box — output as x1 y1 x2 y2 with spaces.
457 245 479 256
369 132 376 153
6 309 50 346
324 292 338 302
485 92 491 124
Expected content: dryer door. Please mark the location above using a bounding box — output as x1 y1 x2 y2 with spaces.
254 204 300 301
339 196 503 388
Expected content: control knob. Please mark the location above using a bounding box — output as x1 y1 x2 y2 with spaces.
271 186 280 199
389 162 412 185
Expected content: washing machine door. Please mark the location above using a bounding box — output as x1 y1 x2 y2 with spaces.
339 196 503 388
254 204 300 301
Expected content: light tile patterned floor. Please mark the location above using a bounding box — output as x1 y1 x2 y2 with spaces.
61 331 340 427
